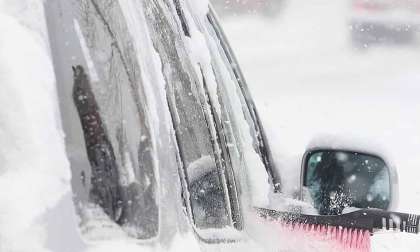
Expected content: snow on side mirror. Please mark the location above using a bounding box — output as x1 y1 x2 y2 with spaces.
300 149 392 216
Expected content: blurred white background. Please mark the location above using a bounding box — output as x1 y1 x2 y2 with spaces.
211 1 420 250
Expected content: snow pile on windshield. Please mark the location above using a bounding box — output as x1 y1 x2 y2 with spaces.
0 2 83 251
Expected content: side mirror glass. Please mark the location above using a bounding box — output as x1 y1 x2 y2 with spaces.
301 149 392 215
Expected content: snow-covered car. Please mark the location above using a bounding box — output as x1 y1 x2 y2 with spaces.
1 0 282 250
1 0 418 251
349 0 420 47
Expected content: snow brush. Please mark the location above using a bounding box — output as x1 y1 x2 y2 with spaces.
256 207 420 252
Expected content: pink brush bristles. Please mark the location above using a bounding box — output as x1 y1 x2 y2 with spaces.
261 218 372 252
283 222 371 252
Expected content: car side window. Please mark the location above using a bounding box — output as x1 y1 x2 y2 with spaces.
49 0 159 240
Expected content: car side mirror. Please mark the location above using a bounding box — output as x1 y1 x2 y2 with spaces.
300 149 393 216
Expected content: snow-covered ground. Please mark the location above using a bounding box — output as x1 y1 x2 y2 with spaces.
216 0 420 251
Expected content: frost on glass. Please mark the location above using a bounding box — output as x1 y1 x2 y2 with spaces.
305 151 391 215
55 0 159 240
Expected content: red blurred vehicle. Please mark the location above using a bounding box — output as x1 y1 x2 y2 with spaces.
349 0 420 47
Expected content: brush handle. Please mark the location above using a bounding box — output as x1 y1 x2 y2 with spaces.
256 208 420 234
367 209 420 233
